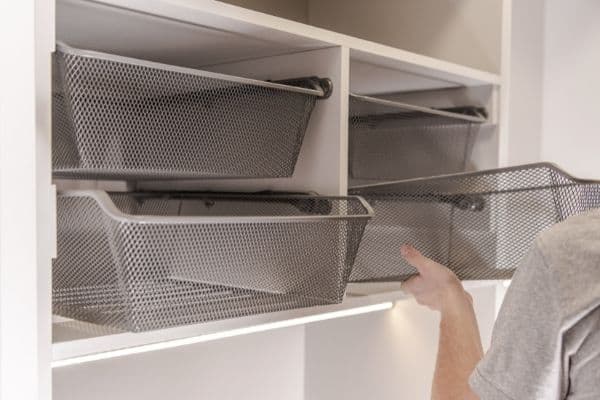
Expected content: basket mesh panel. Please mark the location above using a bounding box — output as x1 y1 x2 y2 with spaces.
52 47 322 179
349 95 478 185
349 164 600 282
53 193 370 332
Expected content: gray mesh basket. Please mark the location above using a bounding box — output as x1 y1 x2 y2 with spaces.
52 43 332 180
349 163 600 282
53 191 372 332
349 94 487 185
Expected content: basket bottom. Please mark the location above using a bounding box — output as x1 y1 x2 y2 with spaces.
53 278 332 332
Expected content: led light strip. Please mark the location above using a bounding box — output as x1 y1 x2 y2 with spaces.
52 302 394 368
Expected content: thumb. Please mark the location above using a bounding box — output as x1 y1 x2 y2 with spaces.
400 245 440 276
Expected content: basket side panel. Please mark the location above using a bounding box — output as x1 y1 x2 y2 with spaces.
52 50 318 179
52 52 82 170
350 200 453 281
350 165 583 281
53 197 132 330
549 168 600 219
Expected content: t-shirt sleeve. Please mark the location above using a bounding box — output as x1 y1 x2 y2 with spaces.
469 244 567 400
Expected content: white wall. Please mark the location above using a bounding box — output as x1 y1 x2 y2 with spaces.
541 0 600 179
304 285 499 400
54 327 305 400
508 0 600 178
308 0 503 73
506 0 544 165
219 0 308 22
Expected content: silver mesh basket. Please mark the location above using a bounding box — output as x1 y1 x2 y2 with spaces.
349 94 487 185
349 163 600 282
52 43 332 180
53 191 372 332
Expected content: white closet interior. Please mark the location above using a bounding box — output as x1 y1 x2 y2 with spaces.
0 0 512 399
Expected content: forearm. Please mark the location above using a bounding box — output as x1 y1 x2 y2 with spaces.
432 289 483 400
398 245 484 399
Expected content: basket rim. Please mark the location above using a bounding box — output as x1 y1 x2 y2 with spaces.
349 93 487 124
58 190 374 224
55 42 327 98
349 162 600 192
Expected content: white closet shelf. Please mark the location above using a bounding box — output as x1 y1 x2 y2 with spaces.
52 281 499 366
57 0 500 90
52 288 404 366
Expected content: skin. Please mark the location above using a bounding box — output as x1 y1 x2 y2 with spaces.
400 244 482 400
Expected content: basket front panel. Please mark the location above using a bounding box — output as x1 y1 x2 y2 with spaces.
113 220 363 300
349 122 475 182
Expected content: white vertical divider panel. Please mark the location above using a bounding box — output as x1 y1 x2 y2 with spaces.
0 0 54 399
137 46 349 196
338 46 350 195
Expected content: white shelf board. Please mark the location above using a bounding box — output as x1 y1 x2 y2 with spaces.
52 281 500 365
57 0 500 89
52 288 404 365
350 60 465 95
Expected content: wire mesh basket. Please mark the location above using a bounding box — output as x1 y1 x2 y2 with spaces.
349 163 600 282
349 94 487 185
53 191 372 332
52 43 332 180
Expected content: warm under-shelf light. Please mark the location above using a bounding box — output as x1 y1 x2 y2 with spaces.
52 302 393 368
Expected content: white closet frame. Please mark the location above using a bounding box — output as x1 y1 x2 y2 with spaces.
0 0 512 398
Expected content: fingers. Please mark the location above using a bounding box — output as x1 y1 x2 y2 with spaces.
400 244 441 276
400 245 463 312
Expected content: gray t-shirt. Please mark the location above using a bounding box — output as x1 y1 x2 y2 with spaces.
469 209 600 400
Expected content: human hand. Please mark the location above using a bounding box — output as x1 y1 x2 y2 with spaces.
400 244 471 313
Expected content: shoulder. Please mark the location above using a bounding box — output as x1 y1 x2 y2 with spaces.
535 208 600 266
533 208 600 312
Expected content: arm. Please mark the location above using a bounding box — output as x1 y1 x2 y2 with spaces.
400 245 482 400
